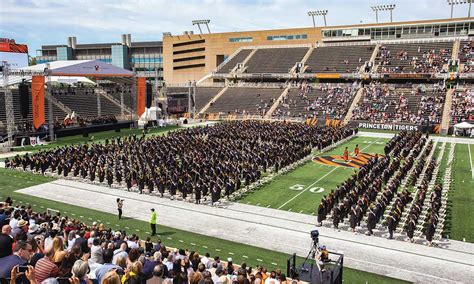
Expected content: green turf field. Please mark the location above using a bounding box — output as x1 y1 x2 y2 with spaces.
238 136 389 214
444 143 474 242
0 168 407 284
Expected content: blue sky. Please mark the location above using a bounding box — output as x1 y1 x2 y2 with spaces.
0 0 467 56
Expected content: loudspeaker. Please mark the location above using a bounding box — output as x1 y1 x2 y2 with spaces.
146 83 153 108
19 84 29 119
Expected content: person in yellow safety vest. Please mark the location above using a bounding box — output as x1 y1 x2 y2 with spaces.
150 208 157 236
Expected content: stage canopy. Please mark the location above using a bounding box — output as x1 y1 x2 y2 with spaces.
1 60 134 86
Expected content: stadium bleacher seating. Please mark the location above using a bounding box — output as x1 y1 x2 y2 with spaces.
304 45 375 73
245 47 308 74
107 88 134 110
0 89 67 133
450 87 474 124
352 85 445 124
459 40 473 73
167 86 223 112
375 41 452 73
272 83 354 119
206 87 283 115
216 49 253 73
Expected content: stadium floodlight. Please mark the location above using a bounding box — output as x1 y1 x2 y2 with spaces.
192 19 211 34
308 10 328 27
371 4 396 23
447 0 472 18
162 32 172 37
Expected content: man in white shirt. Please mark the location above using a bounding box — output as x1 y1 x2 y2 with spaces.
112 243 128 264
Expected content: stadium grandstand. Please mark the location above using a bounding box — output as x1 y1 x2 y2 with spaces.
1 2 474 284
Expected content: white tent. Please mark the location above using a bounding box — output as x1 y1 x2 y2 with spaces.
454 121 474 129
138 107 162 127
454 121 474 137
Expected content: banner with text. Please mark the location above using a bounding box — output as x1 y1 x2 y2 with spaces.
137 77 146 117
31 76 45 129
357 122 419 131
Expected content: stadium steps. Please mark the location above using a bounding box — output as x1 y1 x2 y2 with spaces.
215 48 252 74
198 86 229 114
369 44 380 73
45 92 72 115
451 39 460 60
237 48 258 74
343 86 364 125
440 89 455 135
96 88 133 115
264 86 291 118
300 47 315 72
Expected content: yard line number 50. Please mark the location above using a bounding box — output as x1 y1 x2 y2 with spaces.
289 184 324 193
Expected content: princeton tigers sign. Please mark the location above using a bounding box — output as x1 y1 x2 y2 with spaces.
313 152 383 169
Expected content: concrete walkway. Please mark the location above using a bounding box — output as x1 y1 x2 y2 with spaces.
17 179 474 284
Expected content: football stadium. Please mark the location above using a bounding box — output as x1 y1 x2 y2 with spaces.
0 1 474 283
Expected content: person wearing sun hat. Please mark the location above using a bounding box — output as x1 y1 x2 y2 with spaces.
27 223 40 238
12 219 28 238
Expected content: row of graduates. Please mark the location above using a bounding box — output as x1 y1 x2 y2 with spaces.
403 161 442 246
365 133 427 237
316 131 429 238
7 121 354 203
316 131 419 226
386 142 435 240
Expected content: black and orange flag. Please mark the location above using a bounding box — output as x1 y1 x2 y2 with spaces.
31 76 45 129
137 77 146 117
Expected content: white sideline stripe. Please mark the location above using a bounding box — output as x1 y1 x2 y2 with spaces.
468 144 474 180
277 138 380 210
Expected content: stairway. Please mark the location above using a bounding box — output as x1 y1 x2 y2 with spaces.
264 86 290 118
452 40 460 60
198 86 229 114
96 89 133 115
342 86 364 125
234 48 258 74
45 93 72 115
440 89 455 135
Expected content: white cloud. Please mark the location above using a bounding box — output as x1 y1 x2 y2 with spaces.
0 0 462 55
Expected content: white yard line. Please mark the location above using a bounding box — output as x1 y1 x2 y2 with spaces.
276 138 381 210
468 144 474 180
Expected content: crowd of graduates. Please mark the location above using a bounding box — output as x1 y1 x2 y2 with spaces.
316 130 442 244
6 121 353 204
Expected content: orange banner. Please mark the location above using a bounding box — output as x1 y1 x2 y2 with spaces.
31 76 45 129
137 77 146 117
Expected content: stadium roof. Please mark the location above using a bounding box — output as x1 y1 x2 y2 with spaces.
2 60 134 86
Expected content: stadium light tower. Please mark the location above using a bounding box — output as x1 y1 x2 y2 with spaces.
447 0 472 18
371 4 396 23
308 10 328 27
192 19 211 34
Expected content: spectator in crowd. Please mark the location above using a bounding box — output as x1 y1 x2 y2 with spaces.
0 241 34 278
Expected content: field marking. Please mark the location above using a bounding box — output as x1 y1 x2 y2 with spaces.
276 138 380 210
468 144 474 180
